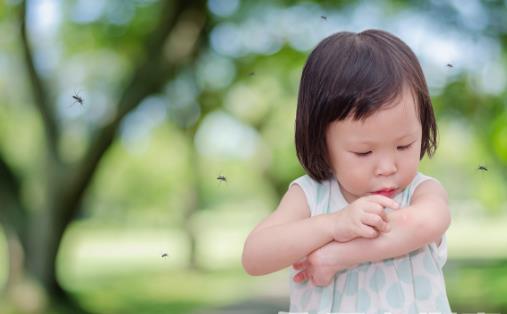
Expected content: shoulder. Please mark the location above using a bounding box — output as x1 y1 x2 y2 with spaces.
290 174 321 192
410 173 450 230
249 175 315 235
286 175 318 214
278 174 331 219
411 172 448 204
409 173 451 242
290 174 333 211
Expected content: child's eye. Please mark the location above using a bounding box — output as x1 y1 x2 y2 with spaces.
354 151 371 157
397 143 413 151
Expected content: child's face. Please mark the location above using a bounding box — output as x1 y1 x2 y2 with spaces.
326 87 422 203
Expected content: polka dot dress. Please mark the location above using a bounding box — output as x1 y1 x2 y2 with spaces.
288 172 452 314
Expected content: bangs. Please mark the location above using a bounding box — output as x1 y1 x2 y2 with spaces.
309 31 417 124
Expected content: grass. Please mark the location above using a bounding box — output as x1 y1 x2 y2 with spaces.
60 260 507 314
53 222 288 314
68 262 290 313
2 215 507 313
446 259 507 313
66 268 258 314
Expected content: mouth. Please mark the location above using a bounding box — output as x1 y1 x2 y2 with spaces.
371 188 397 197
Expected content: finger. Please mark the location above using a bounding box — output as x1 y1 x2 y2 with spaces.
365 202 383 212
293 262 307 271
292 259 309 270
378 209 388 223
358 224 378 238
367 213 390 232
362 213 389 232
366 194 399 210
363 203 388 221
311 275 331 287
293 271 308 283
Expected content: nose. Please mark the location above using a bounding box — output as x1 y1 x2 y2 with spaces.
375 154 397 177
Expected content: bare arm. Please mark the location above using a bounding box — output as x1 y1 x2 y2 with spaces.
311 179 450 269
242 184 335 276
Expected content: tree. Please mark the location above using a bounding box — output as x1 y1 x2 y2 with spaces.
0 0 209 312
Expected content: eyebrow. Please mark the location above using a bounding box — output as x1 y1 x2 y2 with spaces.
352 133 417 145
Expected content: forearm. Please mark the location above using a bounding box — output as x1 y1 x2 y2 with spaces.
242 214 334 276
315 205 450 268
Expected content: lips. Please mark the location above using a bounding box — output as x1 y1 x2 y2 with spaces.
372 188 397 197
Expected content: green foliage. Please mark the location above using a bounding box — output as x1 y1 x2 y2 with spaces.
2 0 507 313
82 123 192 227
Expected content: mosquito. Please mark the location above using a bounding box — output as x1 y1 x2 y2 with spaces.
446 63 453 68
478 165 488 171
161 253 169 258
320 15 327 21
71 90 84 106
217 172 227 184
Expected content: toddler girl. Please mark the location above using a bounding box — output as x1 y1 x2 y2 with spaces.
242 29 451 314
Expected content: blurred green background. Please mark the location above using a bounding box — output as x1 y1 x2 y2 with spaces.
1 0 507 313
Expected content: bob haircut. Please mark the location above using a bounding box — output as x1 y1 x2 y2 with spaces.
295 29 437 182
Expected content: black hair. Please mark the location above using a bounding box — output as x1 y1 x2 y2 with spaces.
295 29 437 182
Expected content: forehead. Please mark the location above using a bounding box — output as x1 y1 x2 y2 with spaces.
328 87 421 142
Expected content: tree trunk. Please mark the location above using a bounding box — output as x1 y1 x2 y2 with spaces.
1 0 209 312
1 224 89 313
25 209 66 299
0 157 90 313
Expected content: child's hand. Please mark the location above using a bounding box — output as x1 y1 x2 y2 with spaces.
292 249 349 286
292 257 337 286
330 195 399 242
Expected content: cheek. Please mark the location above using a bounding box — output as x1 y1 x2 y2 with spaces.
333 154 362 174
328 149 347 172
335 157 369 186
399 150 421 183
409 145 422 167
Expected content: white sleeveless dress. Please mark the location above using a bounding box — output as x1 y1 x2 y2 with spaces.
286 172 452 314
